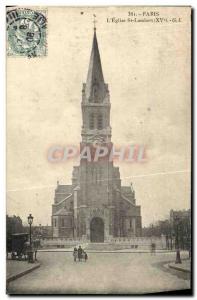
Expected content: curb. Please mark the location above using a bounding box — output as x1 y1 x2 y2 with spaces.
7 263 41 283
168 263 190 274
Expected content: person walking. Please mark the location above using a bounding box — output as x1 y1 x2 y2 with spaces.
150 242 156 255
84 251 88 262
78 245 83 262
73 247 78 262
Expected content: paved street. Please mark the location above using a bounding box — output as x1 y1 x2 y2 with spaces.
7 251 190 294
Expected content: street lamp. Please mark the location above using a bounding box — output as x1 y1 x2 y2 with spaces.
72 216 75 239
28 214 34 247
169 224 173 250
174 215 182 264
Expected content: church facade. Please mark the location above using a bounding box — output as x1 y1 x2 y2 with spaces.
51 29 142 242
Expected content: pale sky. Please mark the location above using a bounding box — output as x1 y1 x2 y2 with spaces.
7 6 191 226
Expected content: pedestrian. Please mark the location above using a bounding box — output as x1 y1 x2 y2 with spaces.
78 245 83 262
150 243 156 255
73 247 78 262
35 249 38 261
153 243 156 255
84 251 88 262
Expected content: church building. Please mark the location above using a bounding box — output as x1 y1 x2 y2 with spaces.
51 27 142 242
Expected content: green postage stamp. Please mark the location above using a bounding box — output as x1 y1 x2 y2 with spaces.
6 7 47 57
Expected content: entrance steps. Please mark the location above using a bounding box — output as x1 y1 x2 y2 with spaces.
84 242 135 251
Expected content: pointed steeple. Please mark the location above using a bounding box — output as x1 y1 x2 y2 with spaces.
85 30 105 102
81 26 111 143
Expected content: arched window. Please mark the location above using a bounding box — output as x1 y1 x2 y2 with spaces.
89 113 94 129
97 114 103 130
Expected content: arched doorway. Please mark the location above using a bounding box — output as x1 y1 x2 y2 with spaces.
90 217 104 242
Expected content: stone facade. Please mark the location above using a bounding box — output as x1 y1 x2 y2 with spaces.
52 29 142 241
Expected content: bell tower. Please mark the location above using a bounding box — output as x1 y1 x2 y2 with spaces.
81 28 112 144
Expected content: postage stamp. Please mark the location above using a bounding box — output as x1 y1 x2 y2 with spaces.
6 7 47 58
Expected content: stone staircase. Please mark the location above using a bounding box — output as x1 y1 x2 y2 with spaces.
84 242 136 251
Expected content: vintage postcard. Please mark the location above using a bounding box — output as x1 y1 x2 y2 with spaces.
6 6 191 295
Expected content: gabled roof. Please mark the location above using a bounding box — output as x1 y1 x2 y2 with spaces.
121 186 132 194
121 194 135 207
53 193 73 206
116 187 135 207
53 207 73 216
55 184 72 193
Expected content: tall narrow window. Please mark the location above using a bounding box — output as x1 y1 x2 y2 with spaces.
89 113 94 129
93 86 97 97
97 114 103 130
54 219 57 227
93 84 99 102
130 219 132 228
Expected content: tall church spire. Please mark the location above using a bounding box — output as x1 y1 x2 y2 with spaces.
85 28 105 102
81 24 111 143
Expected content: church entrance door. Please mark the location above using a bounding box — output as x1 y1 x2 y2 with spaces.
90 217 104 242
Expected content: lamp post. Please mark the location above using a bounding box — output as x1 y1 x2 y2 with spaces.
174 215 182 264
28 213 34 247
27 214 34 263
170 224 173 250
72 216 75 239
186 217 191 259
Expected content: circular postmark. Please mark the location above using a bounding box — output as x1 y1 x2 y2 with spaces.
7 8 47 57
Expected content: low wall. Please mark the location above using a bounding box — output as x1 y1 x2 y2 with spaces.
40 236 167 250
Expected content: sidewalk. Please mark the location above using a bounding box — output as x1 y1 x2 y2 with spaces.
38 248 179 254
7 259 40 283
168 259 191 273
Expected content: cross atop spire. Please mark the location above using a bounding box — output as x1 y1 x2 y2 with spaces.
93 14 97 32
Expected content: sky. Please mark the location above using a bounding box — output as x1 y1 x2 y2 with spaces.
7 6 191 226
